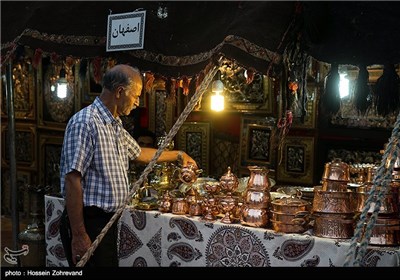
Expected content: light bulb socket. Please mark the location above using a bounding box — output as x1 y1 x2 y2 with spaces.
212 80 224 93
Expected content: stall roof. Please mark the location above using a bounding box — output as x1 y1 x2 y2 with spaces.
2 1 400 76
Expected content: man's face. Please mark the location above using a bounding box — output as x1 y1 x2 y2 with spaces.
119 82 142 116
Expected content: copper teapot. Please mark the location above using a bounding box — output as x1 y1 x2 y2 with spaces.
179 162 202 184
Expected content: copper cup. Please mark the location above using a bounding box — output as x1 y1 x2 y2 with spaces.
172 198 188 215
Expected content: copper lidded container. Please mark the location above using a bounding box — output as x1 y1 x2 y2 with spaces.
321 158 350 192
270 196 311 233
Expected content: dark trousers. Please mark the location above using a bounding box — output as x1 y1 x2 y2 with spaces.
59 206 118 267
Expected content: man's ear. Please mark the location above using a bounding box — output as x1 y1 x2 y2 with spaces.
116 86 124 98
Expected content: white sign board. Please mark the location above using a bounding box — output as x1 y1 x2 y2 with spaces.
106 11 146 52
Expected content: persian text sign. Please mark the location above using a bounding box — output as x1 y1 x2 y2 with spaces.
106 11 146 52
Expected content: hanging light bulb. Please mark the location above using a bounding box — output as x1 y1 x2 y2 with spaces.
211 70 224 112
56 68 68 99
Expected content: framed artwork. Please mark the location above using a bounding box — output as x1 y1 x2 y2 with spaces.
207 58 274 114
37 60 78 131
177 122 210 175
80 59 103 105
1 58 36 120
277 136 315 185
149 90 174 137
1 123 37 170
239 116 276 169
38 133 64 195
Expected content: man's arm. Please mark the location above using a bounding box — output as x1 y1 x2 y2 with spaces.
64 170 92 265
135 147 197 168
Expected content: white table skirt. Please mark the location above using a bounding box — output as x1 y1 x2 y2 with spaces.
117 206 400 267
44 196 400 267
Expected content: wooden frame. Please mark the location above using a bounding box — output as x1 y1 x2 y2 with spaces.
195 57 274 114
149 90 174 137
80 59 104 105
1 123 37 170
239 116 276 169
38 133 64 195
1 58 36 120
177 122 210 175
277 136 315 185
37 60 78 131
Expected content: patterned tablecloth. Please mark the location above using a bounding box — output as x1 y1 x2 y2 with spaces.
45 195 69 267
44 196 400 267
118 207 400 267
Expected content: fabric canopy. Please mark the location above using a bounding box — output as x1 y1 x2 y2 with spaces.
2 1 400 77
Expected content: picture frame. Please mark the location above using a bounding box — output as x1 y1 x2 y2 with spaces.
177 122 210 175
149 90 174 137
1 57 36 120
212 58 274 114
1 123 37 170
239 116 276 169
277 136 315 185
80 59 104 105
37 60 78 131
38 133 64 195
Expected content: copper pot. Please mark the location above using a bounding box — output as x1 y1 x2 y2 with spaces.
356 185 399 216
271 197 310 214
270 210 310 225
313 186 354 213
360 217 400 246
271 220 309 233
313 212 354 239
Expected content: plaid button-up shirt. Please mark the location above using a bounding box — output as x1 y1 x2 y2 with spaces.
60 97 141 212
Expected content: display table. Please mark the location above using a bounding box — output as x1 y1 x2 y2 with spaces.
44 196 400 267
118 207 400 267
45 195 69 267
